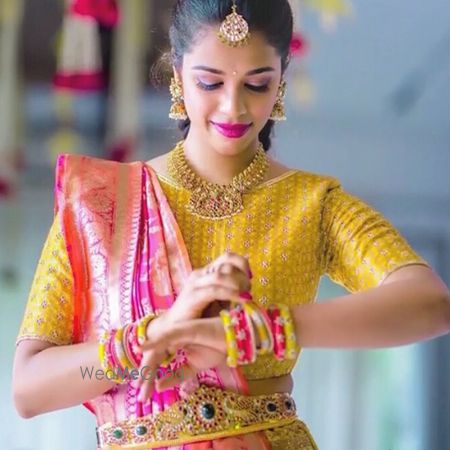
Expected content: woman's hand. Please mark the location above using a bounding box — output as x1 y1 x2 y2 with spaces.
136 317 226 401
137 252 252 401
163 252 252 324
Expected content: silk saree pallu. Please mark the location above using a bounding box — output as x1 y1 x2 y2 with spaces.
55 154 316 450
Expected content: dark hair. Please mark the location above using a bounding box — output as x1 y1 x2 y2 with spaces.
169 0 293 152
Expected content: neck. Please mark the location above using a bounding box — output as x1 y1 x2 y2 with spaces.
182 130 260 185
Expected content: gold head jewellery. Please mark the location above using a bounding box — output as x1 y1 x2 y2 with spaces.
218 0 251 47
167 141 269 219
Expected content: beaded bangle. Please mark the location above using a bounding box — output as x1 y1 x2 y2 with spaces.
220 309 239 367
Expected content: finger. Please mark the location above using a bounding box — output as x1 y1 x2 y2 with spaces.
137 359 157 401
196 270 251 294
172 318 228 352
155 364 196 391
136 347 168 401
193 285 251 309
139 324 181 352
140 317 228 358
212 252 252 279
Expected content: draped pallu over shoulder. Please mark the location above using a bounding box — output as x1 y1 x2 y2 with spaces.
52 154 279 449
54 154 144 341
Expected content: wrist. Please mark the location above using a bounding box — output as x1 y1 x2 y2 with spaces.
145 311 172 341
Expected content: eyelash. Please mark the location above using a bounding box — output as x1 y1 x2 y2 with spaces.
196 81 270 93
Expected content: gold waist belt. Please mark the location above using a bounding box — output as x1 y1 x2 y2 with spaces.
96 385 298 449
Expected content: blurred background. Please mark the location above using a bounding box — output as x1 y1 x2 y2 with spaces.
1 0 449 449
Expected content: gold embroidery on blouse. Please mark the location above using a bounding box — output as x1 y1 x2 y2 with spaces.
156 170 428 380
17 166 429 383
16 215 74 346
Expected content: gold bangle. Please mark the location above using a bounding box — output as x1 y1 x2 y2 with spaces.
220 309 239 367
137 314 155 346
279 305 298 360
115 327 134 372
98 330 112 372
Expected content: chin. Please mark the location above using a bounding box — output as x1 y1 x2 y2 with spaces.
209 127 259 156
212 139 255 158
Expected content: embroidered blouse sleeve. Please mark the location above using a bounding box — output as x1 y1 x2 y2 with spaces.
16 213 74 346
321 180 430 293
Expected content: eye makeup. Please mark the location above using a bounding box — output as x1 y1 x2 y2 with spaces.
195 80 271 93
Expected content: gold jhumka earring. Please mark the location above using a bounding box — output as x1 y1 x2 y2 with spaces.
218 0 251 47
270 80 287 121
169 77 188 120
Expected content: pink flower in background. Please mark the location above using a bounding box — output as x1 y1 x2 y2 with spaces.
290 31 308 58
0 178 13 199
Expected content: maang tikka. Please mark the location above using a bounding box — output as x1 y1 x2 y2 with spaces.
218 0 250 47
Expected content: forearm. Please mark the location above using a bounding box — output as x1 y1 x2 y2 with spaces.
13 340 115 418
293 276 450 349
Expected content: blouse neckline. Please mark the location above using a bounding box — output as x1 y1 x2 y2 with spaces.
150 167 298 192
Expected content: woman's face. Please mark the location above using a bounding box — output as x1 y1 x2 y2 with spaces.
176 26 282 156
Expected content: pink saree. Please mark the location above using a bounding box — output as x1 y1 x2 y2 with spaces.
55 154 271 450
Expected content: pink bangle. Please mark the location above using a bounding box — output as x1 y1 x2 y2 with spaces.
230 305 250 365
268 306 286 360
239 305 256 364
122 323 139 369
107 329 122 370
127 322 143 366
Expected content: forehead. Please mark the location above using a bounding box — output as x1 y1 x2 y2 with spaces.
183 26 281 73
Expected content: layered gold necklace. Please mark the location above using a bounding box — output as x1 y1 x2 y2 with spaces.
167 141 269 219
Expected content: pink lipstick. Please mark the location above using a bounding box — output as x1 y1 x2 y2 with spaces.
211 122 252 139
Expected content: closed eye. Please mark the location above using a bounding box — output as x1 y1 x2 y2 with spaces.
196 81 270 93
196 81 223 91
246 84 270 93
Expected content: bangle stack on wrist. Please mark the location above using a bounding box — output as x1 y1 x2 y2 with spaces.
98 315 154 384
221 302 298 368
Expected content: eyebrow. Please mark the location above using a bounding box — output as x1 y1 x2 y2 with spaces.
192 65 275 76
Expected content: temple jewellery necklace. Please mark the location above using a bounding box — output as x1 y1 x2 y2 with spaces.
166 2 268 219
167 141 269 220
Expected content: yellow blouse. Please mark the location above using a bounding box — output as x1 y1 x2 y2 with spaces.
16 219 74 346
16 169 428 380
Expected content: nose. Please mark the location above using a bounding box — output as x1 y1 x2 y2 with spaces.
219 86 247 120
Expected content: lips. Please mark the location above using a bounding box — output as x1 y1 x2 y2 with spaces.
211 121 252 139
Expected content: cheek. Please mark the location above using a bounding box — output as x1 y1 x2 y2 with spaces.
183 86 213 119
249 93 277 121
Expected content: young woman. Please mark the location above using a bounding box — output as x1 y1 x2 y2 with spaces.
13 1 450 449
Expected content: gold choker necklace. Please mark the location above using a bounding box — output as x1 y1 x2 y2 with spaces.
167 141 269 219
